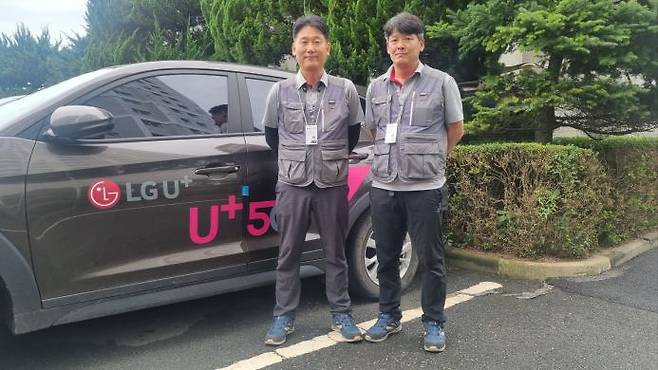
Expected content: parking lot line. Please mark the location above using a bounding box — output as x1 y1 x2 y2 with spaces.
216 281 502 370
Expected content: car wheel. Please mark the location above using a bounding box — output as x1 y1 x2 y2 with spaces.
347 210 419 300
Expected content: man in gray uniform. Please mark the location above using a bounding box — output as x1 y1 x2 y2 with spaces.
363 12 464 353
261 15 364 346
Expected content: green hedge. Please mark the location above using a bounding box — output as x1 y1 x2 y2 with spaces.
556 137 658 242
446 143 614 258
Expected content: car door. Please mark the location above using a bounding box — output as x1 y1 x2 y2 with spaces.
237 74 324 271
26 70 250 306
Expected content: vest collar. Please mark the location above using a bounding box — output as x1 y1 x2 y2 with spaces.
384 62 424 85
295 70 329 91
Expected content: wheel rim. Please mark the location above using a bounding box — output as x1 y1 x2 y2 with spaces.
364 230 412 286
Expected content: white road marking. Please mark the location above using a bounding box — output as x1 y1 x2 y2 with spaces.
224 353 282 370
216 281 502 370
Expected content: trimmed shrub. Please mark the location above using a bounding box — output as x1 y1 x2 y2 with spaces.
556 137 658 243
446 143 613 258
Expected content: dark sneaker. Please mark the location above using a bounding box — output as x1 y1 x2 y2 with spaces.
422 320 446 352
364 313 402 343
264 315 295 346
331 313 363 342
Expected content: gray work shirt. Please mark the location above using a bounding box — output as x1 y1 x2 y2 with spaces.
262 71 363 131
364 63 463 191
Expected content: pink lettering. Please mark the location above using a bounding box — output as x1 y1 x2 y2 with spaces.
247 200 276 237
189 205 220 245
220 195 243 219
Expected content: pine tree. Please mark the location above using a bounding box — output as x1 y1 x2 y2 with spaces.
429 0 658 142
202 0 474 85
82 0 213 71
0 24 84 97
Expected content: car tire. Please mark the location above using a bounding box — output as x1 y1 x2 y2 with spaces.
347 210 419 301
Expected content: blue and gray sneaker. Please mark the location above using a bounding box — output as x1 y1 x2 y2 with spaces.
364 313 402 343
422 320 446 352
331 313 363 342
264 315 295 346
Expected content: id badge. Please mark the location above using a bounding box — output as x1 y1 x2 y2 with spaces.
385 123 398 144
305 125 318 145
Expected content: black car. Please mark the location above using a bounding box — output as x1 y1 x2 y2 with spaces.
0 61 418 334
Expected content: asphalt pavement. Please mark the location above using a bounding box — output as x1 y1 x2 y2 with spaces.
1 250 656 370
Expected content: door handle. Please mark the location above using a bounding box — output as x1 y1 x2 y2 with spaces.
194 164 241 176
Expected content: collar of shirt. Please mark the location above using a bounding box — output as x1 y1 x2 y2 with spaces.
385 62 424 86
295 70 329 91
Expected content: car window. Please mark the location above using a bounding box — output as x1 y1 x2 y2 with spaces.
358 96 373 143
83 74 232 139
245 78 276 132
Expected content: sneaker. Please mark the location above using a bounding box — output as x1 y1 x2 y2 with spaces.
422 320 446 352
364 313 402 343
331 313 363 342
264 315 295 346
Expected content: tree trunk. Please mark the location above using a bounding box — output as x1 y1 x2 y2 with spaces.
534 56 563 144
535 106 556 144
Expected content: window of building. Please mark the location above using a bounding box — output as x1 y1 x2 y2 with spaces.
83 74 232 139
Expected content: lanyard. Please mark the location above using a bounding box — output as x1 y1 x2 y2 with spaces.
297 87 327 131
387 76 418 126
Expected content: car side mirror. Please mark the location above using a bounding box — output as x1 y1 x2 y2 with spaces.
44 105 114 142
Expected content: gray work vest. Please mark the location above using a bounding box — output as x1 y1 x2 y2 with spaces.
369 66 449 183
277 75 349 188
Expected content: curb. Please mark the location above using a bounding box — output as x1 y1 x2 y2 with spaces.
446 229 658 280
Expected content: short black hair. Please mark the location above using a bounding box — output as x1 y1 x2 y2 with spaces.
383 12 424 41
292 15 329 40
208 104 228 115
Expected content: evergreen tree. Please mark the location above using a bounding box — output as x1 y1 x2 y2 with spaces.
0 24 84 97
429 0 658 142
201 0 475 85
201 0 313 66
82 0 213 71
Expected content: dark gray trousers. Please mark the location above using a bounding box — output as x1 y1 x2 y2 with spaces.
273 182 351 317
370 187 447 323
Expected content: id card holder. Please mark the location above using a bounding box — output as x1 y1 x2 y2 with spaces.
385 123 398 144
305 125 318 145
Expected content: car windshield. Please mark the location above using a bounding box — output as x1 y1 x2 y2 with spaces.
0 68 114 132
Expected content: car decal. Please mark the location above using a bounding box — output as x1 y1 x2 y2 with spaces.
189 165 371 245
88 179 121 210
88 176 192 209
347 164 371 202
90 165 371 245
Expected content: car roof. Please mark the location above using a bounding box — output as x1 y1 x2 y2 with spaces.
100 60 297 80
99 61 366 94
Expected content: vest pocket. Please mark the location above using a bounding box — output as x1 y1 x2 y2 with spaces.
282 101 305 133
278 146 307 184
371 95 389 126
320 146 349 184
323 100 347 132
400 134 444 180
372 141 391 178
412 93 441 126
